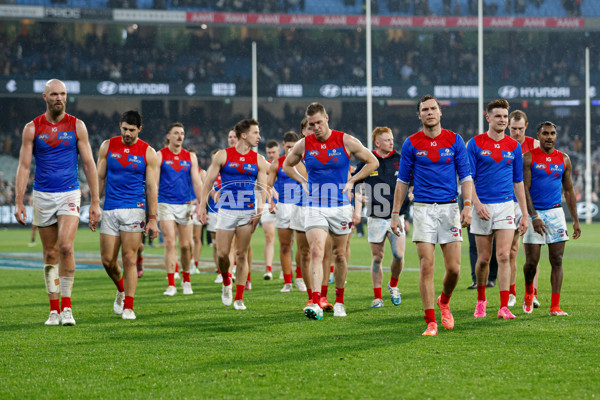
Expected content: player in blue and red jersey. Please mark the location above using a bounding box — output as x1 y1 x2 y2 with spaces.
14 79 101 326
507 110 542 308
198 119 268 311
522 121 580 316
467 99 529 320
391 95 473 336
283 103 378 320
261 140 281 282
97 110 159 320
267 131 307 293
158 123 203 297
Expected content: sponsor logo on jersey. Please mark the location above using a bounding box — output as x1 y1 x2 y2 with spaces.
502 151 515 159
327 148 342 157
128 155 143 164
180 161 191 168
416 150 428 157
550 164 563 172
439 148 454 157
243 163 257 172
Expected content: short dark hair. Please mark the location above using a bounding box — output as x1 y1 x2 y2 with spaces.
509 110 528 124
266 140 280 149
300 118 308 134
283 131 299 143
417 95 440 112
306 102 327 117
165 122 184 145
233 118 259 139
486 99 510 114
536 121 557 133
120 110 142 127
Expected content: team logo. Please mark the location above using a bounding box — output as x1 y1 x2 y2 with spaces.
494 144 501 149
137 202 145 208
63 141 69 146
165 160 174 165
481 150 492 156
124 149 130 153
535 164 547 169
558 228 566 237
341 221 348 230
39 134 49 140
446 158 452 164
229 162 239 168
309 150 319 156
506 216 514 224
547 157 552 161
174 156 179 160
431 141 437 146
52 127 58 133
450 227 461 237
240 157 245 161
111 153 121 159
416 150 428 157
321 144 327 149
554 172 560 178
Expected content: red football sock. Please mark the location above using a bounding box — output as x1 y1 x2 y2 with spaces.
525 283 534 295
175 263 180 273
234 284 245 301
295 266 303 279
124 296 134 310
284 273 293 284
222 272 231 286
373 287 382 299
182 272 190 282
534 288 538 296
307 288 313 300
136 256 143 265
477 285 486 301
312 291 321 304
335 287 345 304
510 284 516 296
500 290 509 308
266 265 272 273
194 260 199 267
551 292 561 309
389 276 399 287
424 308 436 324
167 273 175 286
50 299 60 312
116 278 124 292
321 285 328 298
61 297 71 311
247 272 251 282
330 265 334 273
440 291 451 305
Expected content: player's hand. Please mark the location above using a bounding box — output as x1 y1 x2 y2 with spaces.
88 203 101 232
198 208 208 225
13 203 27 225
474 202 490 221
342 181 354 194
461 207 472 227
352 212 361 227
301 180 309 194
531 218 544 236
572 221 581 239
390 214 404 236
519 214 529 236
146 219 160 240
269 201 277 214
249 212 261 233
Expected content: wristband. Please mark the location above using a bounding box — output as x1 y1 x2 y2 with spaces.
148 215 157 220
463 200 472 207
391 210 400 215
532 214 540 221
463 205 473 209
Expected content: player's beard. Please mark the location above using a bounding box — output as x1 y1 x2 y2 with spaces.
122 134 136 145
48 100 65 119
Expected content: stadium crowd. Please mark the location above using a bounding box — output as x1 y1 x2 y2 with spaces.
1 25 597 88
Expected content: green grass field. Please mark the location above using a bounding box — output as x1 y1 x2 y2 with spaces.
1 224 599 399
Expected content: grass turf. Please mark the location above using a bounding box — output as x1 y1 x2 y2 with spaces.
0 224 599 399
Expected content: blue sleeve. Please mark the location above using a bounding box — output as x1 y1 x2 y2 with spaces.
513 142 523 183
397 139 414 184
454 134 471 181
466 138 478 181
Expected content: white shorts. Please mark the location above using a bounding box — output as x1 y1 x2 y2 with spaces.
368 216 405 243
158 202 193 226
523 208 569 245
32 189 81 227
206 211 218 233
514 201 524 226
470 200 516 235
100 208 146 236
305 205 353 236
216 209 255 231
275 202 294 229
291 204 306 232
412 202 463 244
261 207 277 224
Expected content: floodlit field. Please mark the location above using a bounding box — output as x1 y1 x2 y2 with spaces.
1 224 599 399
